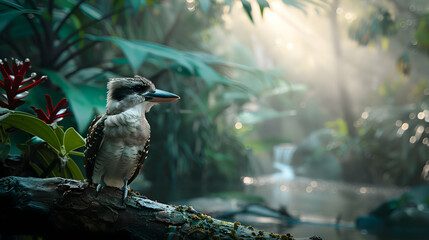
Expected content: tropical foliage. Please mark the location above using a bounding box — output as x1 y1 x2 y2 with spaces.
0 0 303 189
0 59 84 179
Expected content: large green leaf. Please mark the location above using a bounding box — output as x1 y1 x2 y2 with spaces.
86 35 149 74
85 35 238 88
0 8 41 32
63 127 85 153
0 111 61 151
0 0 23 10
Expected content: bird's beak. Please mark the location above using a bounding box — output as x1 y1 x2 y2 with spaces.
144 89 180 103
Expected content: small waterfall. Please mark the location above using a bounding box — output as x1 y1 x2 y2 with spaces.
273 144 296 165
272 144 296 179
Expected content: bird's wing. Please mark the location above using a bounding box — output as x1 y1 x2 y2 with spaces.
128 137 150 184
84 114 107 184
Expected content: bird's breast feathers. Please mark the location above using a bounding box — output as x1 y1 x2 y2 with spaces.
89 106 150 187
103 105 150 145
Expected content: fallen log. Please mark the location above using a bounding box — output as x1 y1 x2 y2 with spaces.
0 176 319 240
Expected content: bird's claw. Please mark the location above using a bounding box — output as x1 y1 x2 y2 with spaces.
122 179 128 205
96 175 107 195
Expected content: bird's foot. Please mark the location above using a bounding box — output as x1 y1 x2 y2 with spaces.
96 175 107 195
122 179 129 205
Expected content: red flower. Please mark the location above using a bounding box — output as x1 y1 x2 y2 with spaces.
31 95 73 124
0 58 46 109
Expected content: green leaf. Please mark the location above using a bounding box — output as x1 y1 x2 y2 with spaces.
240 0 253 23
86 35 225 86
0 108 11 121
34 146 59 177
69 150 84 157
256 0 269 16
79 3 103 20
52 123 65 145
0 0 23 10
66 156 84 180
53 0 74 8
29 162 44 176
63 127 85 153
198 0 211 13
86 35 148 73
0 112 61 151
0 8 41 32
84 35 260 90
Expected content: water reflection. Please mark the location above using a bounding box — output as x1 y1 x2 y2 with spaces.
240 162 407 239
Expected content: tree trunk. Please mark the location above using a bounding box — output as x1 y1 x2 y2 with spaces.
0 176 317 240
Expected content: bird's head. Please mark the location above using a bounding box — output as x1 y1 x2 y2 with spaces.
106 75 179 114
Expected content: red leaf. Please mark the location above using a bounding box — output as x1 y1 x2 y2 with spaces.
2 59 13 75
11 75 23 94
51 98 68 116
12 61 18 76
8 99 25 110
0 63 10 81
44 94 54 115
16 76 46 93
31 106 50 123
18 60 31 77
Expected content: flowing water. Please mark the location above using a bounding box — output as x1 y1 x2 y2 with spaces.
235 145 408 239
144 145 410 239
239 174 407 239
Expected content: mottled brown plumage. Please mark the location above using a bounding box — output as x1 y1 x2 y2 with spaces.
83 75 179 203
84 113 150 186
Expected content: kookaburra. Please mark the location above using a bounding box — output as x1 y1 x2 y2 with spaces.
84 75 179 202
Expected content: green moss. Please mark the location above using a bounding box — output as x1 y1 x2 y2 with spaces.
206 216 214 224
190 214 201 221
280 233 294 240
269 232 280 238
228 230 238 240
175 205 184 212
233 221 241 230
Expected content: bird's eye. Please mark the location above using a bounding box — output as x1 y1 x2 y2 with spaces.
133 85 148 93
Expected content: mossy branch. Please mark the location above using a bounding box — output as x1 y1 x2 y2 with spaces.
0 176 316 240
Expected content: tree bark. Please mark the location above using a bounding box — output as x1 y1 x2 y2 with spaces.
0 176 317 240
